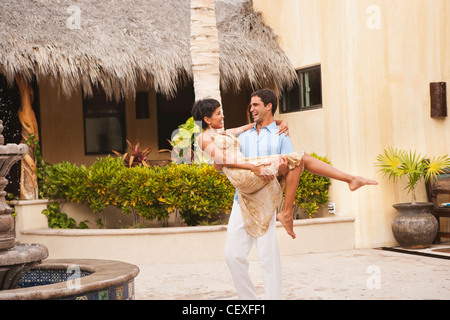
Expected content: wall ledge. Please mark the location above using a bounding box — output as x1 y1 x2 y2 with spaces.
16 216 355 264
11 199 50 205
20 216 355 236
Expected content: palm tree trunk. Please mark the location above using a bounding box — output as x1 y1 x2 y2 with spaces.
15 74 39 200
190 0 221 104
411 188 417 205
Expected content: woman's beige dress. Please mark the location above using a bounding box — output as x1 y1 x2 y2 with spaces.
203 129 304 238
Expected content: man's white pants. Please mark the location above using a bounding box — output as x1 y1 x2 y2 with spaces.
225 200 282 300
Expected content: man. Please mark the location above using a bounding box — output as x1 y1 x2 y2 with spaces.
224 89 292 300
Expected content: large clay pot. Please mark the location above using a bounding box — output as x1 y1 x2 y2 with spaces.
391 202 438 249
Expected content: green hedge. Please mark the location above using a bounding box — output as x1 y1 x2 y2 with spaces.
295 153 332 218
41 154 331 227
41 156 235 226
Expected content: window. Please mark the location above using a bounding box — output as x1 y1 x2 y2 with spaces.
135 91 149 119
280 65 322 113
83 87 126 155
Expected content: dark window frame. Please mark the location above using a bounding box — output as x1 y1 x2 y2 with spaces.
280 65 323 114
82 88 126 155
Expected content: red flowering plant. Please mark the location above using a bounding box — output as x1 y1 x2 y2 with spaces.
113 140 153 167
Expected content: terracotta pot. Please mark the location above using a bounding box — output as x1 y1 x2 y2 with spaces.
392 202 437 249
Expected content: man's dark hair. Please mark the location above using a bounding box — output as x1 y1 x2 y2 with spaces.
251 89 278 115
191 98 221 129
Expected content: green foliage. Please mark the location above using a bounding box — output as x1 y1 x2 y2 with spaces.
170 117 210 164
118 164 170 221
26 133 50 197
84 156 126 213
6 193 17 217
41 153 332 226
375 147 450 204
294 153 332 218
161 164 235 225
41 157 234 226
42 201 88 229
41 161 87 203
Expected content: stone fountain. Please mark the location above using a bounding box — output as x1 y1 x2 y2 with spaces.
0 119 139 300
0 119 49 290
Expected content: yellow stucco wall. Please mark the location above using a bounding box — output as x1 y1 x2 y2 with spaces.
253 0 450 247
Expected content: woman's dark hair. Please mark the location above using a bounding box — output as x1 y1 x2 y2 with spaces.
191 98 221 129
251 89 278 115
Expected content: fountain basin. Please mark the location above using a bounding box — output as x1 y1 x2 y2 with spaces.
0 243 49 290
0 120 140 300
0 259 139 300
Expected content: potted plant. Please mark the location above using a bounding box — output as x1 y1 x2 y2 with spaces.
375 148 450 248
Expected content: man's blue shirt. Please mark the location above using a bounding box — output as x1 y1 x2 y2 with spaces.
233 121 294 202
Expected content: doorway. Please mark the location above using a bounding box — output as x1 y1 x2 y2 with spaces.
156 83 195 150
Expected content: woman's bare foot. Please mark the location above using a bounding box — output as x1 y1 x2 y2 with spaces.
277 210 296 239
348 176 378 191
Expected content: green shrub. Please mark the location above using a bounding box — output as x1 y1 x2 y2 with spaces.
41 153 331 227
161 164 235 225
41 158 234 226
41 161 87 202
42 201 88 229
118 164 171 221
84 156 126 213
294 153 331 218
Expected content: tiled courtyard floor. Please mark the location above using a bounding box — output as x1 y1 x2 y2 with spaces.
134 246 450 300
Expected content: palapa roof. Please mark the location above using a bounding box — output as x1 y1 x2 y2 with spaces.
0 0 297 100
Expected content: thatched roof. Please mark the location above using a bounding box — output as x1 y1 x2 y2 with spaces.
0 0 297 100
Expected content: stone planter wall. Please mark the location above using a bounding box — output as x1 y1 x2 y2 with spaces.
12 199 356 265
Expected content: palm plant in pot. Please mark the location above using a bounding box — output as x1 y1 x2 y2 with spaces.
375 148 450 248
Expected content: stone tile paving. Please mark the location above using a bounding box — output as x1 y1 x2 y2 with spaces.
134 248 450 300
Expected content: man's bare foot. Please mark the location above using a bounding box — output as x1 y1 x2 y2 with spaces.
348 176 378 191
277 211 296 239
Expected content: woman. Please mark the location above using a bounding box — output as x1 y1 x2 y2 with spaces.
192 98 377 239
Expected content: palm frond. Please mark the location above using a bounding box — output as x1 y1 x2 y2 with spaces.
375 147 450 203
398 150 425 192
375 147 404 181
424 155 450 182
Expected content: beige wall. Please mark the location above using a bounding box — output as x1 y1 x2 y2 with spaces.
39 79 167 166
253 0 450 247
